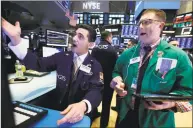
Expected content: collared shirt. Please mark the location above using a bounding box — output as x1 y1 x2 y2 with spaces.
140 38 161 59
73 52 88 70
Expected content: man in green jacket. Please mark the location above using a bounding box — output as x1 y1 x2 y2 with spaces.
110 9 192 128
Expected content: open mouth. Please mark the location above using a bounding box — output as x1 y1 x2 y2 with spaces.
72 43 77 47
140 33 146 36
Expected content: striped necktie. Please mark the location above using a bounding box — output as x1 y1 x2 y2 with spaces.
73 56 79 75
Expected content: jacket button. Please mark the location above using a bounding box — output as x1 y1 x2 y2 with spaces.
66 84 68 86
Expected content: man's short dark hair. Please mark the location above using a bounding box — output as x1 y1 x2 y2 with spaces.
129 38 138 45
76 24 96 42
101 31 112 40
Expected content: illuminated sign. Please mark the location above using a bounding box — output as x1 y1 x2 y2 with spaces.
72 1 109 12
83 2 100 10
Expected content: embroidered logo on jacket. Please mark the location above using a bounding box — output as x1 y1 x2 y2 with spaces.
57 74 66 81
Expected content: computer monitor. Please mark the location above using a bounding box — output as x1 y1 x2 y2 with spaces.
112 36 120 46
46 29 69 47
121 24 138 38
95 36 101 45
42 46 64 57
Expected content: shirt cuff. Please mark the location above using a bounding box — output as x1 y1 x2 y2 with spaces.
175 101 192 112
82 99 92 114
8 38 29 60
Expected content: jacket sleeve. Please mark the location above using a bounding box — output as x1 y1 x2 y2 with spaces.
22 50 61 72
170 51 193 112
83 60 104 110
170 52 192 95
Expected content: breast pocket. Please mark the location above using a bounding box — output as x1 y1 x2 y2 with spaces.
150 68 176 93
79 74 91 91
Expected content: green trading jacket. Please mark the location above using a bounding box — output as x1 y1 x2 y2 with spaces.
113 40 192 127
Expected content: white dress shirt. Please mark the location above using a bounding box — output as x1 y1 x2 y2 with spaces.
8 38 92 113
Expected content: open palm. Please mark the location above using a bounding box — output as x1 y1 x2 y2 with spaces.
1 17 21 45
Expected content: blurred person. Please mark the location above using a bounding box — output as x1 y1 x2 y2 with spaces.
169 39 179 47
127 38 138 48
92 31 118 128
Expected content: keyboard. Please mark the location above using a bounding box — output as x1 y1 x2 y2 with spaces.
13 101 48 128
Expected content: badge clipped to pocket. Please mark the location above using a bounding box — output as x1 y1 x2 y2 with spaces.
80 64 91 73
130 57 140 64
131 78 137 90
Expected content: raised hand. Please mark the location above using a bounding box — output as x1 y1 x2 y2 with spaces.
110 76 127 97
1 17 21 45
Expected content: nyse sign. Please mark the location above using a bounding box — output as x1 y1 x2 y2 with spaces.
72 1 109 12
83 2 100 10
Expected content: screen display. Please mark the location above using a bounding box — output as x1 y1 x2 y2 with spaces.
175 37 193 49
112 36 120 46
95 36 101 45
181 38 186 48
186 37 193 48
121 25 138 37
46 30 68 47
173 12 193 28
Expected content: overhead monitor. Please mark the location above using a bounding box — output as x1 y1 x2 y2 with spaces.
46 29 68 47
174 37 193 49
121 24 138 38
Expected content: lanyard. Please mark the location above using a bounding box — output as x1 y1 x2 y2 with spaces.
139 48 155 68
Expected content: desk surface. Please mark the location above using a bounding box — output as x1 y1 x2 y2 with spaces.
9 71 57 102
31 108 91 127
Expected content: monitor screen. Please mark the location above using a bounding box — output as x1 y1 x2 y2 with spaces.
95 36 101 45
112 36 120 46
42 46 64 57
46 30 68 47
121 25 138 38
186 37 193 48
174 37 193 49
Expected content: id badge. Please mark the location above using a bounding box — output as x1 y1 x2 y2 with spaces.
130 78 137 110
130 57 140 64
131 78 137 90
80 64 91 73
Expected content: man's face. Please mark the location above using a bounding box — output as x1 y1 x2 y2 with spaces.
127 41 133 48
72 28 90 55
138 12 165 45
169 41 179 47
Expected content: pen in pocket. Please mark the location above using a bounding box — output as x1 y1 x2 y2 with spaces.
155 69 162 78
161 71 167 79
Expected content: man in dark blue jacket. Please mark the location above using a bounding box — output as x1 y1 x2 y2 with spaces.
2 17 103 125
92 31 118 128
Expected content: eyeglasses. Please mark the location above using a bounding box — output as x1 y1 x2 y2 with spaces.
137 19 162 26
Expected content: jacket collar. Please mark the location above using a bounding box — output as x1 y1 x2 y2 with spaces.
147 40 171 70
100 40 111 45
129 40 171 69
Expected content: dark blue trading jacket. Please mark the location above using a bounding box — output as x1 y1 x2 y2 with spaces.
22 50 103 110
